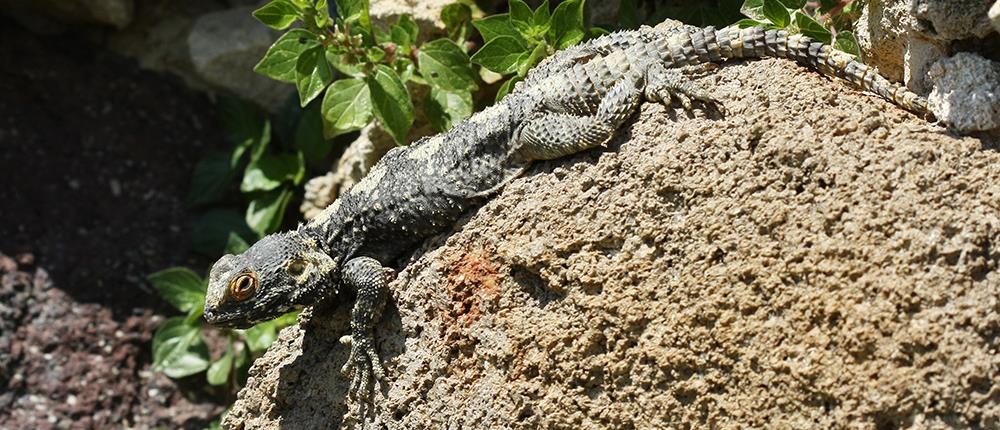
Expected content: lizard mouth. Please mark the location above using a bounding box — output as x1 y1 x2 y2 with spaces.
203 309 255 329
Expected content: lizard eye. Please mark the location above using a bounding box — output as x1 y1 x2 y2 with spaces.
228 273 257 301
287 259 307 277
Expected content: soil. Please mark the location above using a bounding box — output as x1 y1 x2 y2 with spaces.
0 22 227 429
226 59 1000 429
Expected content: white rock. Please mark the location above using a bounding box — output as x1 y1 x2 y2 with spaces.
188 7 293 111
927 52 1000 132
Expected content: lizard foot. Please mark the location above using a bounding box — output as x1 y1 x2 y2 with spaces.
340 332 386 404
644 63 725 114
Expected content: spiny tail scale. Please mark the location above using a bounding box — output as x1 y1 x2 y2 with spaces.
654 25 928 114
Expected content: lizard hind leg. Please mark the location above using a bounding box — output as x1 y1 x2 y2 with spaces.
515 74 643 161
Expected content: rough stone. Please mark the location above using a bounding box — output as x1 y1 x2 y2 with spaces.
911 0 996 40
855 0 950 93
224 56 1000 429
928 52 1000 131
991 0 1000 33
369 0 453 41
1 0 134 29
188 6 293 111
855 0 914 82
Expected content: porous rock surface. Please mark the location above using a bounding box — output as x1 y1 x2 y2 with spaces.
226 59 1000 429
928 52 1000 132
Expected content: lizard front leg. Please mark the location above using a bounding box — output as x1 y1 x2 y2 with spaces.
339 256 390 404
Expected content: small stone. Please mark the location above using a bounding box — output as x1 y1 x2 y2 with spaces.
991 0 1000 33
109 179 121 197
15 253 34 266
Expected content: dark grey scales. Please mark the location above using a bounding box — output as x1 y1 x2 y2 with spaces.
203 24 929 409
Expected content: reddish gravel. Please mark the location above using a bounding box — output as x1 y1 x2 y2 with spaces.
0 20 229 430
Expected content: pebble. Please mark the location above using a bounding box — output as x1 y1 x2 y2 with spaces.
110 179 121 197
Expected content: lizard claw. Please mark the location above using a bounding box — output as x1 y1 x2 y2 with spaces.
644 63 724 114
340 333 385 401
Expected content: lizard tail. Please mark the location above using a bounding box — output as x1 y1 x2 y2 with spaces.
657 25 928 115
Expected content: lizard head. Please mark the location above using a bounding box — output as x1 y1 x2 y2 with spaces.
203 231 337 328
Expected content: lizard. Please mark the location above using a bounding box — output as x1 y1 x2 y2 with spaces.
203 23 929 409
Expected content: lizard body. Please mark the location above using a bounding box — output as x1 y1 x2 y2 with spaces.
204 24 928 407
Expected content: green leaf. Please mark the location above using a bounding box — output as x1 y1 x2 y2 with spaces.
314 0 331 28
762 0 790 28
509 0 534 36
735 18 767 28
206 344 233 386
192 209 256 255
533 0 551 28
321 78 373 137
246 188 294 237
225 232 250 254
185 302 205 323
495 75 523 102
366 65 414 144
473 14 524 44
366 46 386 63
424 88 473 132
418 38 478 92
295 103 331 162
252 0 299 30
244 321 279 352
740 0 766 21
441 3 472 42
589 27 609 38
335 0 371 33
547 0 585 49
794 11 832 43
273 311 299 326
390 25 412 49
152 317 210 379
471 36 528 75
241 153 305 192
833 31 860 56
397 14 418 44
255 29 320 83
295 45 333 107
326 47 364 78
517 41 548 76
247 120 272 164
188 151 232 206
148 268 206 313
778 0 806 9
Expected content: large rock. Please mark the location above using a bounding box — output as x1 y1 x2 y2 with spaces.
991 0 1000 33
928 52 1000 131
223 57 1000 428
856 0 999 131
1 0 133 29
911 0 996 40
188 7 292 111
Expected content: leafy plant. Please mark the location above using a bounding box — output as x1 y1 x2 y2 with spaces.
736 0 861 56
252 0 481 143
471 0 599 101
